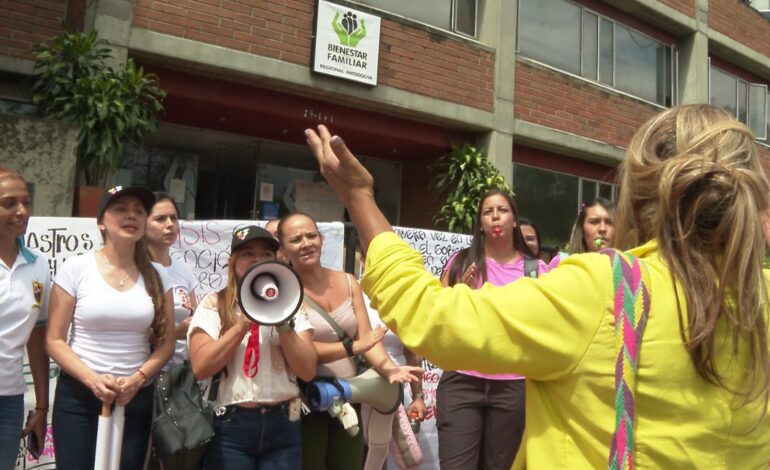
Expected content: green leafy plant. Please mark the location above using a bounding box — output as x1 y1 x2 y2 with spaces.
431 143 513 234
32 29 165 187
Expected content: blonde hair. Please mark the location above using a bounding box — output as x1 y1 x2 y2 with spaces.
0 167 26 183
216 250 243 336
615 104 770 407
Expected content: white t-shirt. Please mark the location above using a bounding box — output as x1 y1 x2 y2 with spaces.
363 293 406 367
54 253 169 377
188 293 313 408
152 259 197 366
0 242 51 396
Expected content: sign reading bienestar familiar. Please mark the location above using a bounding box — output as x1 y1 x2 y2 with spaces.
312 0 381 86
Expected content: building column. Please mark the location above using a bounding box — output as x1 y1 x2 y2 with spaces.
678 0 709 104
478 0 516 185
86 0 135 67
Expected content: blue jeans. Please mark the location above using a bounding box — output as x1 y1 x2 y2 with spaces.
52 372 153 470
203 404 301 470
0 394 23 470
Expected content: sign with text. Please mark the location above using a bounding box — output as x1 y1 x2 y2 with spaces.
312 0 381 85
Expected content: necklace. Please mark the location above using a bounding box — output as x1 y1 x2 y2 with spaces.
100 250 134 287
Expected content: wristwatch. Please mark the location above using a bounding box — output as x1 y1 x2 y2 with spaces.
412 392 424 400
275 318 295 333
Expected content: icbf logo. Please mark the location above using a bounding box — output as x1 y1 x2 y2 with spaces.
332 10 366 47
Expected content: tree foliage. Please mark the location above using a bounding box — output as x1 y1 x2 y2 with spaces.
32 29 166 187
431 143 513 234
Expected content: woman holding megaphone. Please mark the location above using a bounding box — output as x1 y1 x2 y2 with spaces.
188 225 317 469
277 212 422 470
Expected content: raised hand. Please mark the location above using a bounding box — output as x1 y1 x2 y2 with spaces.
355 325 387 354
305 125 375 207
381 365 423 384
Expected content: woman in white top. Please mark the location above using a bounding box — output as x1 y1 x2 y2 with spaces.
0 168 51 469
145 193 198 366
188 225 317 469
47 185 174 470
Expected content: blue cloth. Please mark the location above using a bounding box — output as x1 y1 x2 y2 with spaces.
52 372 153 470
203 404 301 470
0 394 23 470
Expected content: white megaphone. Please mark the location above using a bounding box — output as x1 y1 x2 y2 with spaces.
304 369 402 414
237 260 304 325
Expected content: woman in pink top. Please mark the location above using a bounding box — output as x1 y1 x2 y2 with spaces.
277 212 422 470
440 190 547 470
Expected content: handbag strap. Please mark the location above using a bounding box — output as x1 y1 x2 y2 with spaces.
304 294 366 367
602 249 651 470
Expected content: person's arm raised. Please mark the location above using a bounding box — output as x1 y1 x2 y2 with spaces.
305 125 392 252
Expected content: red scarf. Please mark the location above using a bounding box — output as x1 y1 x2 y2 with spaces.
243 324 260 378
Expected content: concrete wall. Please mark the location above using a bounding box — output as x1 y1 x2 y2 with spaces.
0 114 78 216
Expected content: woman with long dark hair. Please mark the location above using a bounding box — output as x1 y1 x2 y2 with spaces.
306 104 770 467
145 193 197 366
439 190 546 470
567 197 616 254
47 186 174 469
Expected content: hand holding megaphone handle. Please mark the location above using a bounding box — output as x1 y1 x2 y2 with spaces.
275 317 296 333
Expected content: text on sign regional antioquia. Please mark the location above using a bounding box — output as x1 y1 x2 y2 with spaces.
327 44 368 67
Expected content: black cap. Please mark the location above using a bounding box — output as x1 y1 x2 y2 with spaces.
231 225 280 252
97 185 156 219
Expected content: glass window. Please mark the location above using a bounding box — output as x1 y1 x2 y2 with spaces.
513 164 579 249
518 0 674 106
454 0 476 36
749 84 768 140
354 0 472 36
710 67 737 115
710 65 768 140
614 24 666 104
599 182 614 200
737 80 748 124
580 179 597 206
518 0 581 75
582 11 598 80
599 18 614 85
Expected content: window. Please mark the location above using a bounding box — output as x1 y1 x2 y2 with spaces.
513 163 616 248
518 0 676 106
353 0 477 37
709 65 768 140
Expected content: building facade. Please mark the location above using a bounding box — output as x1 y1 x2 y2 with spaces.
2 0 770 246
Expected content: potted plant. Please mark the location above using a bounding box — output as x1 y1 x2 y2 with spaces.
31 29 166 215
431 143 513 234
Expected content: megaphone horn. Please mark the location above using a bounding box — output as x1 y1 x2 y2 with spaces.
305 369 402 414
237 260 304 325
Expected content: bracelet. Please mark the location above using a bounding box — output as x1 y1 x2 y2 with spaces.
34 406 48 411
136 369 147 383
412 392 424 400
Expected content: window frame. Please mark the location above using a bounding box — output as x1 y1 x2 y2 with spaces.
517 0 677 107
350 0 478 38
708 63 769 140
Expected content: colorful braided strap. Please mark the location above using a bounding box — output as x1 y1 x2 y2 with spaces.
602 249 651 470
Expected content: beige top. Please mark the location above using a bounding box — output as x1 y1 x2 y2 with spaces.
305 274 358 379
188 293 312 408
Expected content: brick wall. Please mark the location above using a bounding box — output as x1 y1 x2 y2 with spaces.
709 0 770 58
659 0 695 17
514 60 661 148
1 0 66 61
132 0 494 111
